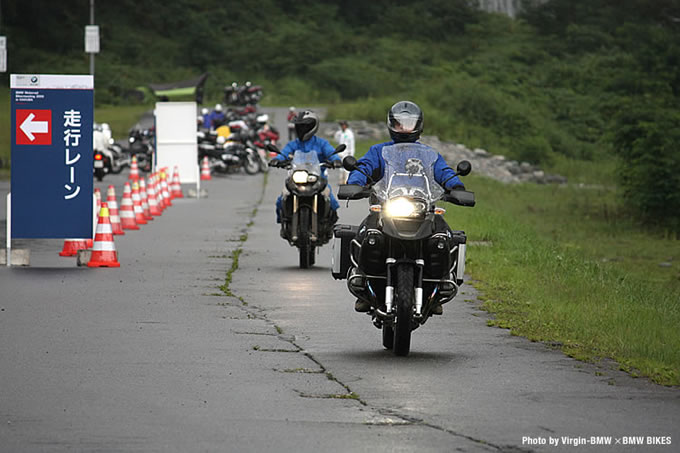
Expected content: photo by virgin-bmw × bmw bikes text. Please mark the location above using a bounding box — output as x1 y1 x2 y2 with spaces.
333 143 475 356
268 143 345 268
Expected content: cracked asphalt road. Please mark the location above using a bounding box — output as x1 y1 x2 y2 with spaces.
0 107 678 452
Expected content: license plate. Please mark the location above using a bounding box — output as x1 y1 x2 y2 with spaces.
94 161 104 168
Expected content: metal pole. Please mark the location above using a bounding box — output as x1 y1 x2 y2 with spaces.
89 0 94 76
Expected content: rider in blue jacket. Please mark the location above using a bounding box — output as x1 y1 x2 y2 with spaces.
347 100 464 314
347 101 464 190
269 110 342 226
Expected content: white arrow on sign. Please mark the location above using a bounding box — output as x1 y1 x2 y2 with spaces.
20 113 49 141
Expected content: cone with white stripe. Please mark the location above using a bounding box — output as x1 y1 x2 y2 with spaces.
139 178 153 220
129 155 140 181
59 238 90 257
160 169 172 207
106 185 124 235
171 166 184 199
131 181 148 225
200 156 211 180
88 203 120 268
119 182 139 230
147 174 163 216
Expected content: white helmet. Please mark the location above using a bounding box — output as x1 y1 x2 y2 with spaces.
215 104 223 112
256 114 269 124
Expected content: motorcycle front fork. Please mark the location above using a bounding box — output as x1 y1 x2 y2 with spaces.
384 258 425 317
290 194 318 242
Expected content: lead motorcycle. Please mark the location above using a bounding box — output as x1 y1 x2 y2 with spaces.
334 143 475 356
268 143 345 268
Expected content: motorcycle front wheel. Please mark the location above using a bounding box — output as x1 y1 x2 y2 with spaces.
297 207 314 269
393 263 414 356
243 152 260 175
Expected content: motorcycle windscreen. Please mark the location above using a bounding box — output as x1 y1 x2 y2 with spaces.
374 143 444 204
290 149 322 176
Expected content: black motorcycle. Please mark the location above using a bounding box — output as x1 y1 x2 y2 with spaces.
334 143 475 356
127 128 154 172
268 144 345 268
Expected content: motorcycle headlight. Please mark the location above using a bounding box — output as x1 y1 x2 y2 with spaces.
292 170 309 184
384 197 425 218
307 174 318 183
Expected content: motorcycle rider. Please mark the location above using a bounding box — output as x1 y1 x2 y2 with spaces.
346 100 465 314
269 110 343 233
208 104 226 130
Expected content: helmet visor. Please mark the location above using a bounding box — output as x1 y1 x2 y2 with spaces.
390 112 420 133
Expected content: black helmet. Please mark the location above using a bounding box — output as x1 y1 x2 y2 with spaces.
387 100 423 143
294 110 319 141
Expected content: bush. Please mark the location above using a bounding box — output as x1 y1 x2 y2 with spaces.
610 102 680 232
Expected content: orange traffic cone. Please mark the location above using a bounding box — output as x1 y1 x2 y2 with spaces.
119 182 139 230
200 156 211 180
160 169 172 207
88 203 120 268
87 188 102 248
59 239 90 257
129 155 140 181
106 185 125 235
131 181 148 225
172 166 184 199
147 174 162 217
139 178 153 220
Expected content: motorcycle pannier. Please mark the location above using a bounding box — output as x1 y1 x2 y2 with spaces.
331 224 358 280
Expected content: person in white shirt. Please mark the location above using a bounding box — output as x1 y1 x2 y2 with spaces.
333 121 355 184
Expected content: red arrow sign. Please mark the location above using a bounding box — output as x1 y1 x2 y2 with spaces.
16 109 52 145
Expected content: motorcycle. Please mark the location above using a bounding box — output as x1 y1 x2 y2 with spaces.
93 123 126 180
268 143 345 268
93 149 107 181
334 143 475 356
127 128 154 172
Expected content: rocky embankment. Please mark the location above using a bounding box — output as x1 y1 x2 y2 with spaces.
321 120 567 185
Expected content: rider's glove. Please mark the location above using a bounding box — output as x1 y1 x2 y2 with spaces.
268 159 284 168
332 160 343 169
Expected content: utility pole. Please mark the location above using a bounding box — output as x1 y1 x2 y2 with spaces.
89 0 95 76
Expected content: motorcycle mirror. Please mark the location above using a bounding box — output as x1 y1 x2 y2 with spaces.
457 160 472 177
333 144 347 155
342 156 358 171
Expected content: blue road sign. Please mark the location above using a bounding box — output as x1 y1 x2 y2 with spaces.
10 74 94 238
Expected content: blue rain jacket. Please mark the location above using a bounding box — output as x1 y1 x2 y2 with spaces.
274 136 341 213
346 141 465 190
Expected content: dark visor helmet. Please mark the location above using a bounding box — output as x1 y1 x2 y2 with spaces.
294 110 319 142
387 100 423 143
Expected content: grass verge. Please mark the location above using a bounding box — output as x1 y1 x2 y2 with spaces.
449 175 680 385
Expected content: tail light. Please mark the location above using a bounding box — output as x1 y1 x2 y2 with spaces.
94 153 103 161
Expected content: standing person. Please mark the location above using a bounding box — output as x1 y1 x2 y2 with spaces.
333 120 355 184
287 106 297 141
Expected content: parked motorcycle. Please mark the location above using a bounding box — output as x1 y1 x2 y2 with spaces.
268 143 345 268
334 143 474 356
